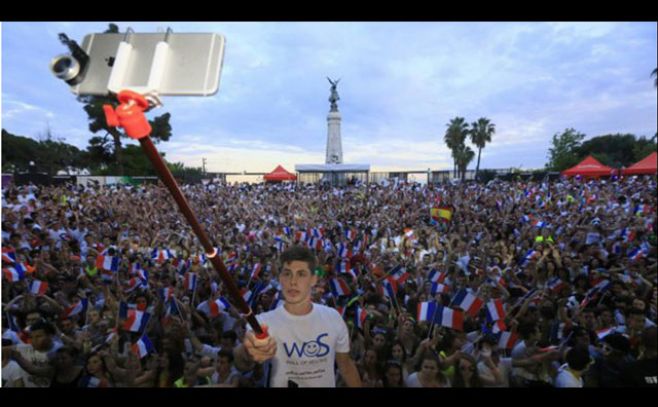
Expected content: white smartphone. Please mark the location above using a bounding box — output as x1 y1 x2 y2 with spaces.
51 32 225 97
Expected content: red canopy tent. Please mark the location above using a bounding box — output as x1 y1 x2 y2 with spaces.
263 165 297 182
561 155 616 178
622 152 657 176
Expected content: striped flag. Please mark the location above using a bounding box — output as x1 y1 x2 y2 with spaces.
96 254 119 272
329 278 351 297
451 289 484 318
433 305 464 331
29 280 48 296
382 277 398 299
492 319 507 334
119 302 150 332
354 307 368 329
547 277 566 293
63 298 88 318
390 265 410 284
428 269 447 283
183 272 198 292
345 229 357 241
485 299 506 322
196 297 231 318
417 301 437 322
498 331 519 349
152 248 175 263
336 260 358 280
131 335 155 359
250 263 263 281
3 265 26 283
2 247 17 264
596 327 616 340
159 287 175 301
431 282 450 296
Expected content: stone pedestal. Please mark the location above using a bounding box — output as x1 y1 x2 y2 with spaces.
325 111 343 164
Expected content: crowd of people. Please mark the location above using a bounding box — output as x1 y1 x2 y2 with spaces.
2 174 656 387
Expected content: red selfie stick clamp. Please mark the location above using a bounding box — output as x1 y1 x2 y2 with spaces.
254 325 269 341
103 90 152 140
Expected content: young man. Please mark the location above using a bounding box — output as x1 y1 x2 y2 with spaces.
554 346 592 388
238 246 362 387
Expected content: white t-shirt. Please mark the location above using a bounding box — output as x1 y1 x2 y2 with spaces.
554 364 583 388
2 360 26 387
477 357 513 387
15 343 61 387
254 303 350 388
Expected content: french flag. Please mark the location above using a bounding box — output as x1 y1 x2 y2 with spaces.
390 265 410 284
533 220 546 229
80 376 103 388
451 289 484 318
196 298 231 318
152 248 175 263
337 243 351 259
547 277 566 293
329 278 351 297
492 319 507 334
2 247 17 264
295 231 307 243
596 327 616 340
131 335 155 359
283 226 292 236
119 302 150 332
96 254 119 272
137 269 148 285
521 249 538 266
274 236 285 252
184 273 197 292
312 228 323 239
159 287 175 301
29 280 49 296
3 265 26 283
323 239 334 253
486 299 506 322
345 229 356 241
433 305 464 331
354 307 368 329
627 247 645 262
428 269 447 283
337 260 357 280
382 277 398 299
250 263 262 281
64 298 88 318
431 283 450 296
165 299 182 318
417 301 437 322
498 331 519 349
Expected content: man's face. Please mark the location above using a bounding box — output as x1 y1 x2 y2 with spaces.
279 261 317 305
30 329 52 351
26 312 42 327
629 314 645 331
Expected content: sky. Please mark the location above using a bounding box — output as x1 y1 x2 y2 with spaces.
1 21 656 175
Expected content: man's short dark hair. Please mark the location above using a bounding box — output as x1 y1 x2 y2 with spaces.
30 320 56 336
280 246 317 272
566 345 591 371
518 321 537 339
217 349 234 363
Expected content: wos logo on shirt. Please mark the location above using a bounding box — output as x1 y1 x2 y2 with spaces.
283 333 330 358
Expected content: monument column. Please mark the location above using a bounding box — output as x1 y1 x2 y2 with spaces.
325 77 343 165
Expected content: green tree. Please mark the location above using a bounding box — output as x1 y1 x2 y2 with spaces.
546 128 586 171
469 117 495 181
444 117 469 178
454 144 475 181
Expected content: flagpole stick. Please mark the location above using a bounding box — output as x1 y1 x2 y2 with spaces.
103 91 265 337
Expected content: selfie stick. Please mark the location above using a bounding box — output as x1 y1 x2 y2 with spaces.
102 90 267 339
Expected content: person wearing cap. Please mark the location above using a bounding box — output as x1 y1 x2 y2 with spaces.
586 333 633 387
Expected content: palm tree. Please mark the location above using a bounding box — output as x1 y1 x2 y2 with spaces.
444 117 469 178
469 117 495 182
454 144 475 181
